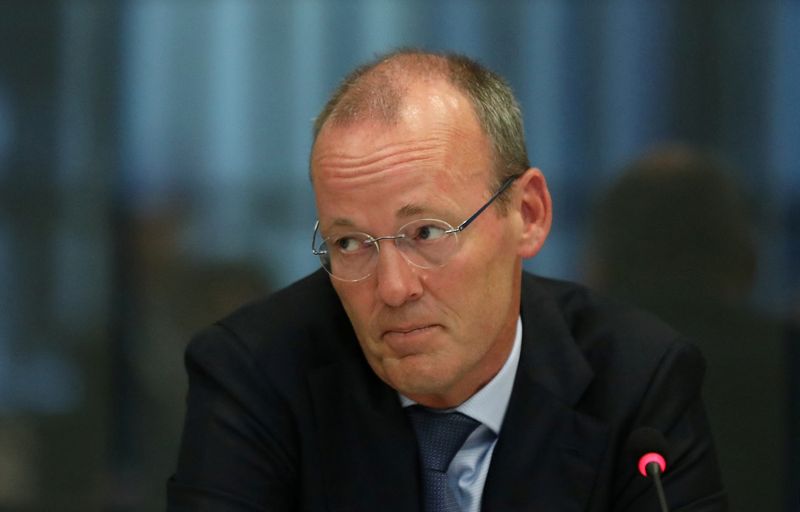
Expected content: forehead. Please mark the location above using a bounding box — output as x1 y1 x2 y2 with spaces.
311 80 493 217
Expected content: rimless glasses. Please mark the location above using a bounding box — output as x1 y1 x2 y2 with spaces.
311 173 521 282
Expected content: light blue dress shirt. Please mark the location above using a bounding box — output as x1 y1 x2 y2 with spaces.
400 317 523 512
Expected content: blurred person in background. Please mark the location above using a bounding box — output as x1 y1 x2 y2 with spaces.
587 145 792 511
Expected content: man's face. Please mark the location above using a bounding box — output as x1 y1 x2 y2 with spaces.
311 80 526 408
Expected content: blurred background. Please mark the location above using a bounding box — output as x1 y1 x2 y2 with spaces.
0 0 798 510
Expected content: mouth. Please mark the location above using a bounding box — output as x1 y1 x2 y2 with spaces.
381 324 438 339
379 324 443 358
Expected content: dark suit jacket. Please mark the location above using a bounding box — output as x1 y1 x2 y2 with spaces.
168 270 727 511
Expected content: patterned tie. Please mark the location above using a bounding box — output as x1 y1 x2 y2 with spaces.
406 405 480 512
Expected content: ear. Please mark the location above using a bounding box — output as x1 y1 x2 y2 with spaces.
515 167 552 259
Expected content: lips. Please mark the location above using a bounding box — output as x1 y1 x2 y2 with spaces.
381 324 437 339
379 323 442 357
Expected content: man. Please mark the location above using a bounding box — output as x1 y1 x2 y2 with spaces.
168 50 727 511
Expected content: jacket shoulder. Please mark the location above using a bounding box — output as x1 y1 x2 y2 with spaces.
525 273 698 359
521 273 706 417
222 270 346 343
185 270 358 389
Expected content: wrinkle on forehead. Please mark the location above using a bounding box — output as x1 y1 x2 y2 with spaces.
313 126 482 189
313 139 445 183
312 81 494 215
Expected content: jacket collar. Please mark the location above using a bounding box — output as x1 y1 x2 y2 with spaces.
481 273 608 510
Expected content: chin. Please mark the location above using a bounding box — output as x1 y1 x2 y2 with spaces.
384 357 458 398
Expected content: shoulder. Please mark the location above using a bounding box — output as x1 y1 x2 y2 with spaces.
523 272 700 360
184 270 359 394
524 273 679 340
520 272 705 416
219 269 348 347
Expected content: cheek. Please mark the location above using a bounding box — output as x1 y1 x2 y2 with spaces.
451 233 512 288
428 261 500 330
442 233 517 324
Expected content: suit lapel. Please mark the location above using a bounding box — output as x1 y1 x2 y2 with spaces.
308 346 421 512
482 275 610 511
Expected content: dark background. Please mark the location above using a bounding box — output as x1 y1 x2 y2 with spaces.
0 1 797 510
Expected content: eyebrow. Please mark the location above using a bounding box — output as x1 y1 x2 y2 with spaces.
396 203 427 218
325 203 441 232
327 218 356 231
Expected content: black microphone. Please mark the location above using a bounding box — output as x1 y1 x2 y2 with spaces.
628 427 670 512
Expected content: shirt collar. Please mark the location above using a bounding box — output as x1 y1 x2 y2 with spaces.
400 316 523 435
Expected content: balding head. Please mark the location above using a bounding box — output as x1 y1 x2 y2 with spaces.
312 49 530 199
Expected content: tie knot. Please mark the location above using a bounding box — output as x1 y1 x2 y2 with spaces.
406 406 480 472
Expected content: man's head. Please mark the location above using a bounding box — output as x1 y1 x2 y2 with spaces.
310 50 552 408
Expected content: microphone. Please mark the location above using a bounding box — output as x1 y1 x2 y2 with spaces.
628 427 670 512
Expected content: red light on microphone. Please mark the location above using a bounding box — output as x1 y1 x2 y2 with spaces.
638 452 667 477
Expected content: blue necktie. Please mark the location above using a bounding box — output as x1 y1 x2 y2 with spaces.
406 406 480 512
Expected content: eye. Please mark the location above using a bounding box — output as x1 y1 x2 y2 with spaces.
334 236 366 254
412 223 448 241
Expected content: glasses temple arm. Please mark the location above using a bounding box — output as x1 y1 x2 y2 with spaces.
311 220 327 255
451 173 521 233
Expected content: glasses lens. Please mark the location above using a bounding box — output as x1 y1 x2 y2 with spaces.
319 232 377 281
396 219 458 268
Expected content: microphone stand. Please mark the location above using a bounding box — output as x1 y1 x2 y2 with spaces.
646 462 670 512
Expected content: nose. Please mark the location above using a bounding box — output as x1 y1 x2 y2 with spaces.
374 241 423 307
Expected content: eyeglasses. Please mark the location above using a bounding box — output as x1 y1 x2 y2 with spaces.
311 173 521 282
